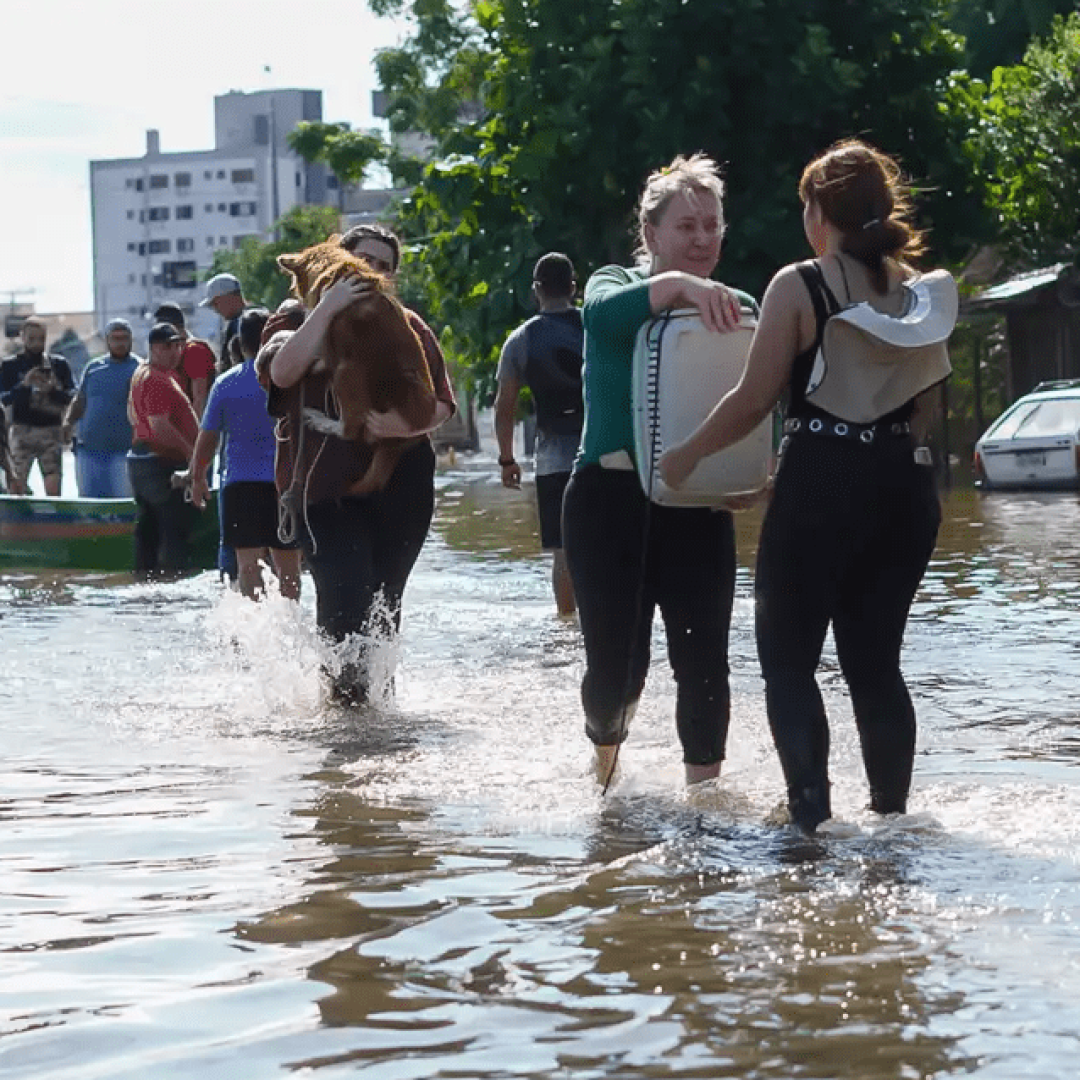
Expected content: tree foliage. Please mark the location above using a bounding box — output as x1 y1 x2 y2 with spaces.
288 122 387 186
340 0 993 399
286 0 1076 402
947 12 1080 267
207 204 343 309
947 0 1078 76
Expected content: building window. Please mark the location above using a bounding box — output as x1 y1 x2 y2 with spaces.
162 260 198 289
126 210 135 220
231 168 255 184
216 170 225 179
128 273 136 284
327 175 339 189
206 237 215 247
147 206 169 221
127 242 136 252
229 201 257 217
175 171 191 187
125 178 134 189
148 239 171 254
177 238 195 253
204 170 212 180
134 178 144 192
150 174 168 189
217 203 226 212
140 274 147 286
137 242 146 256
176 205 193 220
204 203 213 213
219 236 227 246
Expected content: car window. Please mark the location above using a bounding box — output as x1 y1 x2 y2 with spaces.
989 402 1040 439
991 398 1080 439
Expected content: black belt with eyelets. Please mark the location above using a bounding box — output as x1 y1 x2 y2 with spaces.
782 417 911 445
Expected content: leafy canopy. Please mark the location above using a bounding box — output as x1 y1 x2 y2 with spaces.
947 12 1080 267
332 0 983 399
207 204 343 310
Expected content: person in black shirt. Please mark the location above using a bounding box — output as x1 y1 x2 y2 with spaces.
494 253 584 615
0 317 75 496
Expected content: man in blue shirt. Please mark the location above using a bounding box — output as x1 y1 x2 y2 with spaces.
182 308 301 601
62 318 140 498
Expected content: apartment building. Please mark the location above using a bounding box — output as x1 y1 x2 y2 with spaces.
89 88 336 346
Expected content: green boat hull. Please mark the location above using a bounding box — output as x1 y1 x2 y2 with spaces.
0 493 220 572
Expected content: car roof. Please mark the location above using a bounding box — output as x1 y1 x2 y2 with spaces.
1015 384 1080 403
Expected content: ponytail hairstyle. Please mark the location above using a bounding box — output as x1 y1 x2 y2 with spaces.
634 152 726 265
798 139 925 294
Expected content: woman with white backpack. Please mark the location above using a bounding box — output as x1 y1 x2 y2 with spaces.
661 139 955 833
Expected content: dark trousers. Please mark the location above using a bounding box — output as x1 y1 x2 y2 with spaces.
127 455 196 575
301 441 435 697
563 465 736 766
755 434 941 829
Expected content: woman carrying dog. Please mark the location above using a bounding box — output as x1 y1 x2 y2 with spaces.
562 153 756 788
261 225 456 706
660 140 948 832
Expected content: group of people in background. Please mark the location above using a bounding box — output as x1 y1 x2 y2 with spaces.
0 137 949 833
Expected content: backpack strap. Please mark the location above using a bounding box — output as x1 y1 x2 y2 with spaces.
795 260 842 349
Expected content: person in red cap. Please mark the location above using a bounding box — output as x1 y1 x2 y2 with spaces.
126 322 200 577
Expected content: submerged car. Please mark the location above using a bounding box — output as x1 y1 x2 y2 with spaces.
974 380 1080 490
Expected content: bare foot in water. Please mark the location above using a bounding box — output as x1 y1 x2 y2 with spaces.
685 762 721 785
593 744 620 788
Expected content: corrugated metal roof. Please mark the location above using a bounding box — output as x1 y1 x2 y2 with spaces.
969 263 1068 306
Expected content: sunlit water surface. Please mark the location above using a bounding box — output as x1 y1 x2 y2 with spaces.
2 457 1078 1079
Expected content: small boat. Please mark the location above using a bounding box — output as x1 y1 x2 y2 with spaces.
0 492 220 572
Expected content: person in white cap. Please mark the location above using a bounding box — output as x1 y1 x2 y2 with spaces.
200 272 247 370
62 318 141 497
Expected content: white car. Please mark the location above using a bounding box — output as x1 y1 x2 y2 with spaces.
974 380 1080 490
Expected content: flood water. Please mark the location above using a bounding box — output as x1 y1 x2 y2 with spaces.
2 452 1079 1079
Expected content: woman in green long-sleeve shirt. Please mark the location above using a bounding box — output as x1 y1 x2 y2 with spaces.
562 153 755 788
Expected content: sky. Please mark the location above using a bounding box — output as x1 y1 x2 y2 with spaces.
1 0 405 316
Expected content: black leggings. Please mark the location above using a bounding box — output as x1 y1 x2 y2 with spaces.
301 441 435 689
562 466 736 766
127 454 196 575
755 433 941 829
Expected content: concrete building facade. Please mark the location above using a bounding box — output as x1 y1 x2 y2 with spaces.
89 88 335 347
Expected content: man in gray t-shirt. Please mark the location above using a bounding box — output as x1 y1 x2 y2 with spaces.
495 253 584 616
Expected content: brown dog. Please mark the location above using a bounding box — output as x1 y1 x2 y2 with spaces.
276 237 437 494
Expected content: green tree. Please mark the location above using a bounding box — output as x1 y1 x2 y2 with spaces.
296 1 986 398
947 0 1078 76
393 0 984 397
207 204 343 309
287 122 387 186
947 12 1080 268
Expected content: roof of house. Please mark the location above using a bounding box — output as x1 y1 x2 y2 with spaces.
966 262 1070 309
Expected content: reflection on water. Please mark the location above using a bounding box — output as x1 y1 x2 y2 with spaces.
1 463 1079 1079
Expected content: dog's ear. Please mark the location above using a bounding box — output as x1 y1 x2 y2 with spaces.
277 253 300 272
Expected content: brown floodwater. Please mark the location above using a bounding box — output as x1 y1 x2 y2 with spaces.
1 459 1078 1079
